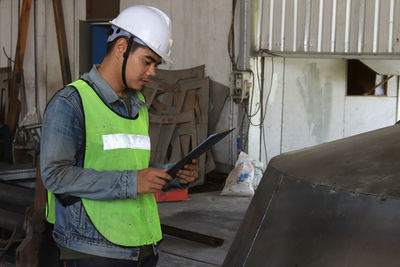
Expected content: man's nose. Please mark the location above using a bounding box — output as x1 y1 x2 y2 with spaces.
147 65 157 77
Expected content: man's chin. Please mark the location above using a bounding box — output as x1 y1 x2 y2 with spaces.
129 85 143 91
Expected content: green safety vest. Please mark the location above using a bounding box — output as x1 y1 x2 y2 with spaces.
46 79 162 247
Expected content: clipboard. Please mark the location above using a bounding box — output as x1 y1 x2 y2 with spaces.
167 128 235 177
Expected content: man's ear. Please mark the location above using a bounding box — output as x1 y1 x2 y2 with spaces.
114 38 128 59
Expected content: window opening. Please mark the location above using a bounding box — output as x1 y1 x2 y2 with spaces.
347 60 392 96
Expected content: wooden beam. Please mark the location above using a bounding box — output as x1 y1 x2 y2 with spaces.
363 75 394 96
52 0 72 85
7 0 32 141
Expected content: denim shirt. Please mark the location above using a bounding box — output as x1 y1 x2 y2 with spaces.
40 66 183 260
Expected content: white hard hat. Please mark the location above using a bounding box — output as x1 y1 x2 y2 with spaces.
109 5 173 64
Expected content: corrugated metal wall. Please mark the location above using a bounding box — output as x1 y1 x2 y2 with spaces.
259 0 400 56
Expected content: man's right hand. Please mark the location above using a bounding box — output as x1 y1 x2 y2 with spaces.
137 168 172 194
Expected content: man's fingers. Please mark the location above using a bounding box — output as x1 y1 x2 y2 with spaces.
149 183 164 191
137 168 173 194
152 176 169 186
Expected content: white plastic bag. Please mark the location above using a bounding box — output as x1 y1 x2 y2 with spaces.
252 159 264 190
221 152 263 197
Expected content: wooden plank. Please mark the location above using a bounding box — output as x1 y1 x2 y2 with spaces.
149 123 162 163
52 0 72 85
154 65 205 83
7 0 32 140
169 117 197 163
149 111 196 163
169 133 183 163
149 112 196 125
179 88 197 165
145 68 209 183
155 124 175 163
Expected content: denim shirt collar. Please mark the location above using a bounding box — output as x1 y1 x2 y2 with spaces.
81 65 147 108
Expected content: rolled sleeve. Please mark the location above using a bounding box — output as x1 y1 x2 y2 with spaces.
124 170 138 199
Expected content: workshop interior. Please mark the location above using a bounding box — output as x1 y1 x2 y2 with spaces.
0 0 400 266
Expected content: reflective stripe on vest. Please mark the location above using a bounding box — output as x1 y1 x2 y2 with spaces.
46 79 162 246
102 133 151 150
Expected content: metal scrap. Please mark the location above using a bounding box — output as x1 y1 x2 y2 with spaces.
142 65 211 185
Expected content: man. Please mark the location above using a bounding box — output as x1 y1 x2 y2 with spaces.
40 5 199 267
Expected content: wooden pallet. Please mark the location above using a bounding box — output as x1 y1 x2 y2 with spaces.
143 65 210 185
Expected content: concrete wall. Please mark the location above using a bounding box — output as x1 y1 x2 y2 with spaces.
121 0 235 167
248 57 398 166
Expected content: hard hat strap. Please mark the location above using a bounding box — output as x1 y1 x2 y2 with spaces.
122 37 133 88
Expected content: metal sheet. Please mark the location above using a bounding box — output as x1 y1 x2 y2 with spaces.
0 208 24 232
0 181 34 208
259 0 400 56
224 124 400 266
0 168 36 181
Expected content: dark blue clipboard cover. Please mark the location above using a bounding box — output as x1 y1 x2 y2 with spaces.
167 128 235 177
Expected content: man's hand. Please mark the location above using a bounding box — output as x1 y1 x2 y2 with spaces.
176 159 200 184
137 168 172 194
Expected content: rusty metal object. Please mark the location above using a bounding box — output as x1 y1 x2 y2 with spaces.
16 160 49 267
0 182 34 208
15 207 46 267
7 0 32 141
0 225 23 261
0 176 35 264
161 224 224 247
0 168 36 189
0 209 24 232
143 67 210 185
52 0 72 85
153 65 205 83
224 124 400 267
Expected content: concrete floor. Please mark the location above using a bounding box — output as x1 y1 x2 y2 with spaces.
0 191 251 267
157 191 252 266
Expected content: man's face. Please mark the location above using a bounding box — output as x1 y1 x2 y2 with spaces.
125 46 162 90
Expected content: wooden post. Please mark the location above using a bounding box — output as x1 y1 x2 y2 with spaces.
52 0 72 85
6 0 32 142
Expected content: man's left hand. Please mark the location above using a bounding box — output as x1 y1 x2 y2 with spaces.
176 159 199 184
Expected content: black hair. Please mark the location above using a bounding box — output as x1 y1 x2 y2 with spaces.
105 36 147 55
